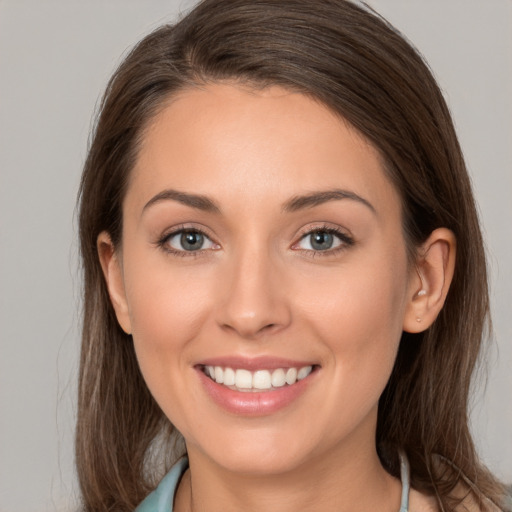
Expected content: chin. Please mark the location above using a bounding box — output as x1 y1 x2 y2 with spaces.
211 448 310 477
186 422 331 477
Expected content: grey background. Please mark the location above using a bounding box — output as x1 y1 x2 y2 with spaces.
0 1 510 510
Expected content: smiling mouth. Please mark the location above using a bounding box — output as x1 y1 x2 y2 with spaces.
202 365 315 392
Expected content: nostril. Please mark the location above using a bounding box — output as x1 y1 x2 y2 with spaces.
220 321 280 339
258 323 280 336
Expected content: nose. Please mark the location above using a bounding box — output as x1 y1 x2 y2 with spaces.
216 246 292 339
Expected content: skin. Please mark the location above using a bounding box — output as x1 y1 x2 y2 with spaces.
99 84 455 512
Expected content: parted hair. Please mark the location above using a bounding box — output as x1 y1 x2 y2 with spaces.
76 1 506 510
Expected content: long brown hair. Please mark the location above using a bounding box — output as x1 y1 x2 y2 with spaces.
76 1 507 510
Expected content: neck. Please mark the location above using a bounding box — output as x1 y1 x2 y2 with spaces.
175 441 402 512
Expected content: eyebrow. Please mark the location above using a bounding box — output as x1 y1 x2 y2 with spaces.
142 187 375 216
282 189 376 214
142 189 221 214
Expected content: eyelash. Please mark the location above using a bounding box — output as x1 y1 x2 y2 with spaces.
292 225 354 257
156 225 218 258
156 224 354 258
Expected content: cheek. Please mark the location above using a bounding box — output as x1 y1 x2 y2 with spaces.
125 255 212 340
122 258 222 431
301 255 407 336
121 253 217 391
297 253 409 399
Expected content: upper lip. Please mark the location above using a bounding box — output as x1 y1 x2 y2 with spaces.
196 356 319 371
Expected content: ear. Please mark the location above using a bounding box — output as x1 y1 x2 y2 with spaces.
97 231 132 335
403 228 456 333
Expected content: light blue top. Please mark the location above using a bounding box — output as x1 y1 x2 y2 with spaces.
135 457 189 512
136 453 411 512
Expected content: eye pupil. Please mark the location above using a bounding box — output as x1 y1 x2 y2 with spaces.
181 231 204 251
310 231 333 250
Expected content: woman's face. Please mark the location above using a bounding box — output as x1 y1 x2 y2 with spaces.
107 84 419 475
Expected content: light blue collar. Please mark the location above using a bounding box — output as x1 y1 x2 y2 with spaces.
135 457 189 512
399 450 411 512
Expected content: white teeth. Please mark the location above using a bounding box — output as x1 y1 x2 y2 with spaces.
223 367 236 386
297 366 311 380
214 366 224 384
235 369 253 389
271 368 286 387
204 365 313 390
285 367 298 385
253 370 272 390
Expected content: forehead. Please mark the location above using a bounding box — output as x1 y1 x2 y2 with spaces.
128 83 400 219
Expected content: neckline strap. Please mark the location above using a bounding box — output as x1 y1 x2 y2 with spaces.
399 450 411 512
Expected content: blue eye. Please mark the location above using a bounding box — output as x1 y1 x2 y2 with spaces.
166 230 216 252
296 229 351 252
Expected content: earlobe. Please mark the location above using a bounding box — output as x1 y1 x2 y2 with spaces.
403 228 456 333
97 231 132 335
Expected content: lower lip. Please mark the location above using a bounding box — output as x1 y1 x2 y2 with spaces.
196 368 316 416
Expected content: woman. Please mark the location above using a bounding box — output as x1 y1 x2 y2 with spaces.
76 0 509 510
